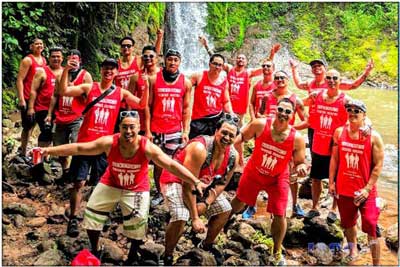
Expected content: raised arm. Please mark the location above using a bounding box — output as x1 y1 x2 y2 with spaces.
248 43 282 78
155 29 164 55
27 68 46 117
289 59 310 91
199 35 213 56
16 57 32 109
59 63 91 97
182 78 193 143
340 59 374 90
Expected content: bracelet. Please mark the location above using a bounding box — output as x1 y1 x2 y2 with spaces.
194 179 201 187
364 186 371 193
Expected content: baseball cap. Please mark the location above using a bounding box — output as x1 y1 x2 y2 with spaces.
101 58 118 69
165 49 182 59
345 99 367 113
309 59 327 67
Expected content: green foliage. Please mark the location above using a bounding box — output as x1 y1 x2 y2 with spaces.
252 230 274 253
2 89 18 116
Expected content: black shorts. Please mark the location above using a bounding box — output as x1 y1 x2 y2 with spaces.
68 153 108 185
308 127 314 151
310 152 331 180
189 112 223 139
35 110 53 142
152 131 182 156
20 103 35 130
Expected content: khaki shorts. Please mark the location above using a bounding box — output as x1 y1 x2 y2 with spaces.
82 183 150 240
162 182 232 222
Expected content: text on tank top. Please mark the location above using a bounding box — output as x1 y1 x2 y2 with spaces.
192 70 228 120
336 127 375 197
77 82 121 142
247 120 296 182
265 92 297 125
34 66 58 112
228 69 250 115
115 57 139 89
312 90 347 156
100 134 150 191
23 54 47 99
151 72 186 133
308 79 329 129
55 69 88 124
253 80 276 116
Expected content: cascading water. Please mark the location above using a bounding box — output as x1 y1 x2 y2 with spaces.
164 3 211 74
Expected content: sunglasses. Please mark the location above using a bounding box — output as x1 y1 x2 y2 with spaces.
120 110 139 120
274 76 287 81
121 44 133 49
222 113 240 125
346 108 362 114
277 106 293 115
262 64 272 68
326 76 339 81
211 61 223 67
142 54 155 60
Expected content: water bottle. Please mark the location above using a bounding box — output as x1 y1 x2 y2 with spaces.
353 190 361 206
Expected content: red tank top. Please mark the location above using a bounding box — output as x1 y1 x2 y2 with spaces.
308 79 328 129
160 136 231 184
100 134 149 191
312 90 347 156
115 57 139 89
23 54 47 100
192 71 228 120
77 83 121 142
151 72 186 133
55 70 87 124
228 69 250 115
265 92 297 125
129 69 148 131
245 119 296 183
336 127 375 197
253 80 275 116
34 66 58 112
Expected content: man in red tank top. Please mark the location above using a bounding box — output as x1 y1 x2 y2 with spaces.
231 98 308 265
146 49 193 207
189 53 233 139
16 38 47 156
59 58 149 238
39 112 206 265
161 113 239 266
27 47 63 149
329 100 384 265
46 49 93 173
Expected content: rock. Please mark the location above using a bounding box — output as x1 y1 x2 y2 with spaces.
222 248 240 259
57 234 90 258
228 229 253 249
26 231 40 241
33 249 63 266
228 222 256 248
301 253 318 265
223 240 245 254
26 217 47 227
102 238 125 263
13 214 24 227
253 243 272 257
310 242 333 265
3 119 13 128
2 181 17 193
47 204 67 224
37 240 57 252
175 248 216 266
3 215 11 225
223 256 250 266
139 241 165 263
241 249 260 265
298 178 312 199
284 218 308 247
4 203 36 217
303 216 344 244
385 223 398 252
246 219 271 236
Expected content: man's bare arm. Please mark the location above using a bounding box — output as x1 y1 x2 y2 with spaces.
16 57 33 108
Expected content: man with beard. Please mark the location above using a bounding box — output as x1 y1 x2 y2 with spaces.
59 58 149 237
230 98 308 266
16 38 47 156
146 49 192 207
46 49 93 173
27 46 64 149
161 113 239 266
189 53 233 139
329 100 383 265
37 111 207 265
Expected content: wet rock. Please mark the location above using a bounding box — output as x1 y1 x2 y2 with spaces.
241 249 260 265
102 238 125 263
223 240 245 254
175 248 216 266
139 241 165 263
4 203 36 217
13 214 25 227
310 242 333 265
246 219 271 236
37 240 57 252
303 216 344 244
26 217 47 227
284 218 308 247
33 249 63 266
385 223 398 252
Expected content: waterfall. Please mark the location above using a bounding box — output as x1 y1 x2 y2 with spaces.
164 3 211 74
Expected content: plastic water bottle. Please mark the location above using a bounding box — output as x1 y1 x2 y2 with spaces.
353 190 361 206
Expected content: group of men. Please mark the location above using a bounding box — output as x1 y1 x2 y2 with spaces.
16 32 384 266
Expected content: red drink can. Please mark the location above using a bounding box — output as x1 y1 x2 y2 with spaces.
32 147 42 165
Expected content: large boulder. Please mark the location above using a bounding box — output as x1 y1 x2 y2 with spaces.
3 203 36 217
284 218 308 247
139 241 165 263
175 248 217 266
385 223 398 252
303 217 344 244
310 242 333 265
33 249 64 266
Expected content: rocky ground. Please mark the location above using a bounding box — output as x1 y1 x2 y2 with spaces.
2 112 399 266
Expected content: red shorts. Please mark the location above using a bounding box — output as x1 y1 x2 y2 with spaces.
337 195 380 238
236 170 289 216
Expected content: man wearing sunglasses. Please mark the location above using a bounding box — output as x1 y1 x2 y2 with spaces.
36 111 207 265
161 113 239 266
189 53 233 139
146 48 193 207
329 100 383 265
231 98 308 266
59 57 149 238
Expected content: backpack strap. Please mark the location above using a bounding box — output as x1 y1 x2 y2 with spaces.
82 84 115 115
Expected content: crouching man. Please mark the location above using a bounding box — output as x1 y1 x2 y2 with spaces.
38 111 207 265
160 113 239 265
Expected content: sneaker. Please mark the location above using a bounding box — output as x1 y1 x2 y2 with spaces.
163 255 173 266
242 206 257 219
67 218 80 237
151 193 164 208
305 210 320 220
292 204 305 218
327 211 338 224
269 253 287 266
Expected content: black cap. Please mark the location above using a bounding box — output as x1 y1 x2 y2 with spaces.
165 49 181 59
309 59 327 67
101 58 118 69
345 99 367 113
